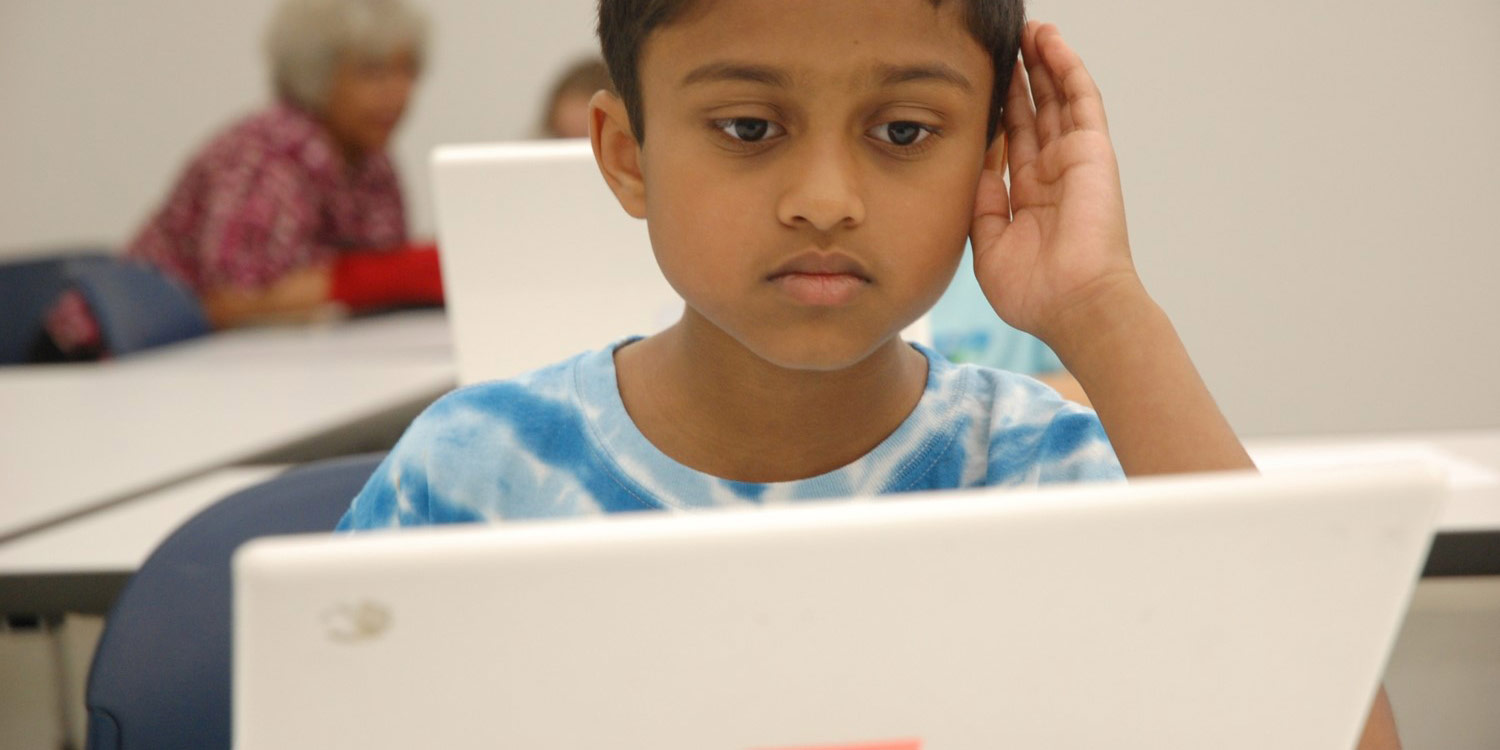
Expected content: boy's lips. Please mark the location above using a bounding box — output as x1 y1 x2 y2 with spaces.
766 251 871 307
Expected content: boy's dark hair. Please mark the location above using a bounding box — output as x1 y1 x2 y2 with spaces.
597 0 1025 144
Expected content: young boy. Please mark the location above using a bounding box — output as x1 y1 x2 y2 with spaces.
339 1 1399 745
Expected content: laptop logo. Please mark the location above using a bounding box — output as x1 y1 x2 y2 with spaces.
321 600 392 643
756 741 921 750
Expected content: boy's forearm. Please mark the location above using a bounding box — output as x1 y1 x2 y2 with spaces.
1048 277 1254 477
1052 281 1407 748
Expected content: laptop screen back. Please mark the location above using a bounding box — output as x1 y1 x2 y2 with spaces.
234 465 1440 749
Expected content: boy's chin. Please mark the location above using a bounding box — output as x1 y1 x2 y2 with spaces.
739 330 909 374
673 306 919 374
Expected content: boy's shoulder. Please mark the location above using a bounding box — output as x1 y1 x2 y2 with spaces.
427 349 586 416
339 342 652 530
917 346 1120 486
417 341 1113 482
408 343 615 456
338 342 1121 531
428 341 1070 423
920 343 1071 420
416 342 1109 479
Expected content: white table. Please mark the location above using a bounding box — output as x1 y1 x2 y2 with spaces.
0 311 454 544
4 428 1497 616
0 467 287 614
0 467 287 576
1245 429 1500 534
134 308 452 367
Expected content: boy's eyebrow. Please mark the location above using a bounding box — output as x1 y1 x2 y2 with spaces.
680 62 792 89
875 63 973 92
679 61 974 93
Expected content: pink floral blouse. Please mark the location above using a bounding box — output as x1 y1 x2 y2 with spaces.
130 102 408 290
47 102 408 352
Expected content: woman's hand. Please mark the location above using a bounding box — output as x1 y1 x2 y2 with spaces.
201 264 336 329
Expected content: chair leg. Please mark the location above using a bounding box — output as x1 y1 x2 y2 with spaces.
0 616 69 749
54 615 105 750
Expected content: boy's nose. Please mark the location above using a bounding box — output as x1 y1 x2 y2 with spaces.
776 140 866 233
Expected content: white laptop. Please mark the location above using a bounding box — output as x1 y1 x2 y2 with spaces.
430 140 930 386
234 464 1442 750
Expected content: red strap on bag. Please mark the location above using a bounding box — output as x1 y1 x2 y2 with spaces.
328 243 445 312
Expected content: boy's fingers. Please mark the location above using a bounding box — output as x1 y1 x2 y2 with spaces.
1003 61 1039 170
1035 24 1109 134
971 168 1012 250
1021 21 1064 145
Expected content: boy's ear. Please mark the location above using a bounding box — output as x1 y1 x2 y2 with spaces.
589 90 647 219
983 132 1007 172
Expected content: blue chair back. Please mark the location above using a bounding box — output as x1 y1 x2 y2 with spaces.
84 454 382 750
0 251 111 364
71 260 210 356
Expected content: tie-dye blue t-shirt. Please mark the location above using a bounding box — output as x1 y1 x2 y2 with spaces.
337 340 1123 530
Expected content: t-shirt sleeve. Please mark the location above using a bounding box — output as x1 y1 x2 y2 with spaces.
1032 406 1125 483
981 369 1124 486
334 391 489 531
335 447 430 532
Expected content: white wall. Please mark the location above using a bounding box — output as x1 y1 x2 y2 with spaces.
1026 0 1500 435
1 0 1497 436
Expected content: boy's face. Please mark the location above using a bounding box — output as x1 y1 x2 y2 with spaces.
606 0 996 370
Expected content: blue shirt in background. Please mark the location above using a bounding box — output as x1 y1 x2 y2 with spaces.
929 244 1064 375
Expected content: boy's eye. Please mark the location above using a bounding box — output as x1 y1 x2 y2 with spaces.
868 121 933 147
715 118 783 143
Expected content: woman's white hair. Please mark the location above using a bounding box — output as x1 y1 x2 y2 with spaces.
265 0 430 112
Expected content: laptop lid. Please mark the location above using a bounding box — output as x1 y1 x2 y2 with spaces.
234 464 1441 750
429 140 930 387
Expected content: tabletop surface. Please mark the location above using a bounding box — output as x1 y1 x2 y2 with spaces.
3 429 1495 578
1244 429 1500 533
0 465 288 574
0 311 455 543
2 307 1494 564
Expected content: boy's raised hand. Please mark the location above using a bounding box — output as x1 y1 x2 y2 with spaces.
969 28 1401 748
970 22 1138 351
969 20 1252 480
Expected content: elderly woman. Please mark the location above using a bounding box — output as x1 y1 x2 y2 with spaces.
44 0 440 356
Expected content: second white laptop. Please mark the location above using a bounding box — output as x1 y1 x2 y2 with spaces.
430 140 679 385
235 464 1441 750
